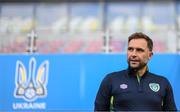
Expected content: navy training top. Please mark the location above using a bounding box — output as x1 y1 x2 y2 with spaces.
94 69 177 111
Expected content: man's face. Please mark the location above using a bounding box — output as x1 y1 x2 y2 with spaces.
127 38 153 70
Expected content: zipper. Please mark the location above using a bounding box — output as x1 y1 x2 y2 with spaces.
136 74 143 92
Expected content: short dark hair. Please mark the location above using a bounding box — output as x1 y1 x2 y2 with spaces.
128 32 153 51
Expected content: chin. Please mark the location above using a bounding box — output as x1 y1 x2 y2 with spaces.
129 66 138 69
129 65 140 70
130 64 139 68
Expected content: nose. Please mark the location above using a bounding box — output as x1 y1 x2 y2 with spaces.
131 50 137 56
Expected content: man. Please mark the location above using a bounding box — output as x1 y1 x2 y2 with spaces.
94 32 177 111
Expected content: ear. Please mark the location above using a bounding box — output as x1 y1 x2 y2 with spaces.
148 52 153 60
36 60 49 86
15 61 27 87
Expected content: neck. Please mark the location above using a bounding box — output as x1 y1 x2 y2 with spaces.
137 66 147 77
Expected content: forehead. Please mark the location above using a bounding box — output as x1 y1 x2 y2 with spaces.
128 38 148 48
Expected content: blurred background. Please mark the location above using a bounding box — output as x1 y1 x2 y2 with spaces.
0 0 180 54
0 0 180 111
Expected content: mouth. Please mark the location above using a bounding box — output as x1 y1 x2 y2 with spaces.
130 60 139 62
129 60 140 65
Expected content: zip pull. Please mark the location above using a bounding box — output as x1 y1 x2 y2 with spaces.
136 74 141 84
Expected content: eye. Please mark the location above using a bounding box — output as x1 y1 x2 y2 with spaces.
128 47 134 52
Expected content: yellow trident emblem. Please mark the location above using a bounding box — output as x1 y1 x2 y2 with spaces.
14 57 49 102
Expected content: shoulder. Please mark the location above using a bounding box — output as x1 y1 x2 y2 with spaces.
99 70 127 87
148 72 170 85
103 70 127 81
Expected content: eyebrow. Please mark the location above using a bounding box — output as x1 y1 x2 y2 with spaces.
128 47 145 51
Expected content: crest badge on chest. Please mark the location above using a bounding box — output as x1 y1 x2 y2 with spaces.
149 83 160 92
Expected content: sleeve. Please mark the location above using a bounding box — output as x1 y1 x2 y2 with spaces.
94 74 112 111
162 78 177 111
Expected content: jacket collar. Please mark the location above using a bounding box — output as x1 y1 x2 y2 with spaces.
127 66 149 78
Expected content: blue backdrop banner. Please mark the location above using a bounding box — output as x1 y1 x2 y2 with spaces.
0 54 179 111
